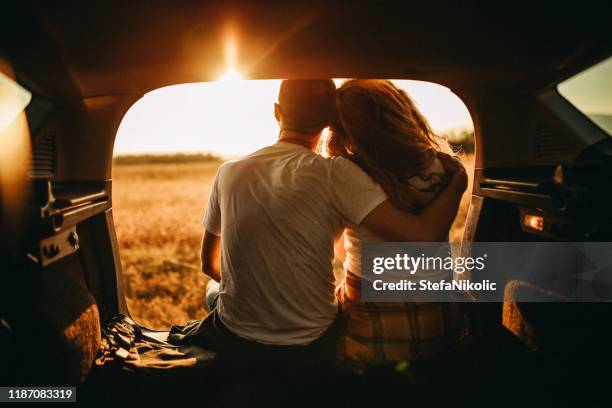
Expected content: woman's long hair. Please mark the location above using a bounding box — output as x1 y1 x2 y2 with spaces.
327 79 453 213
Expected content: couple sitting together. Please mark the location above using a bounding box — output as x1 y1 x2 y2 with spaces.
196 79 468 367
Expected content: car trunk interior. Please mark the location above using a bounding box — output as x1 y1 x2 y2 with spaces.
1 1 612 404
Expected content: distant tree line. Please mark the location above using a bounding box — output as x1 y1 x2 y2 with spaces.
443 129 475 154
113 130 475 165
113 152 223 165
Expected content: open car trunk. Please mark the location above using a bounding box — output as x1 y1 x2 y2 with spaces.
2 1 612 405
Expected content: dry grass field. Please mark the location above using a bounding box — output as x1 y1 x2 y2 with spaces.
112 153 475 329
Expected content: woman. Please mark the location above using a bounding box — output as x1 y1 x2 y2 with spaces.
328 79 465 364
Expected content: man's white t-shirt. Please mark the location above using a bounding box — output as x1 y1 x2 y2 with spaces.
203 141 387 345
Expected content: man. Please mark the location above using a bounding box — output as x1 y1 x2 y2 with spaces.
199 79 466 362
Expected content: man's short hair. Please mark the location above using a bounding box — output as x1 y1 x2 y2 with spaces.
278 79 336 133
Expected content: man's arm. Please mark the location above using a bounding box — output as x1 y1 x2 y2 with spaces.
200 230 221 282
361 155 468 242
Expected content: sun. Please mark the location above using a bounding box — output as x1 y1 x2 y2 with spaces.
218 68 243 82
217 32 243 83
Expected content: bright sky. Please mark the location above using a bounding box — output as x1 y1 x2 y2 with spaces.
114 76 474 157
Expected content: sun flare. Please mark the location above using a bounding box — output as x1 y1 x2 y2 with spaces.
218 68 243 83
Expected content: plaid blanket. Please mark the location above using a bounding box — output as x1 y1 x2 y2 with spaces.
337 271 464 363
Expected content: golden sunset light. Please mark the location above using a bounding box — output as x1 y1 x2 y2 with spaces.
7 3 612 403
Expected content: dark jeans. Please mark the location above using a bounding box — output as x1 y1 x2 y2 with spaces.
202 280 340 368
